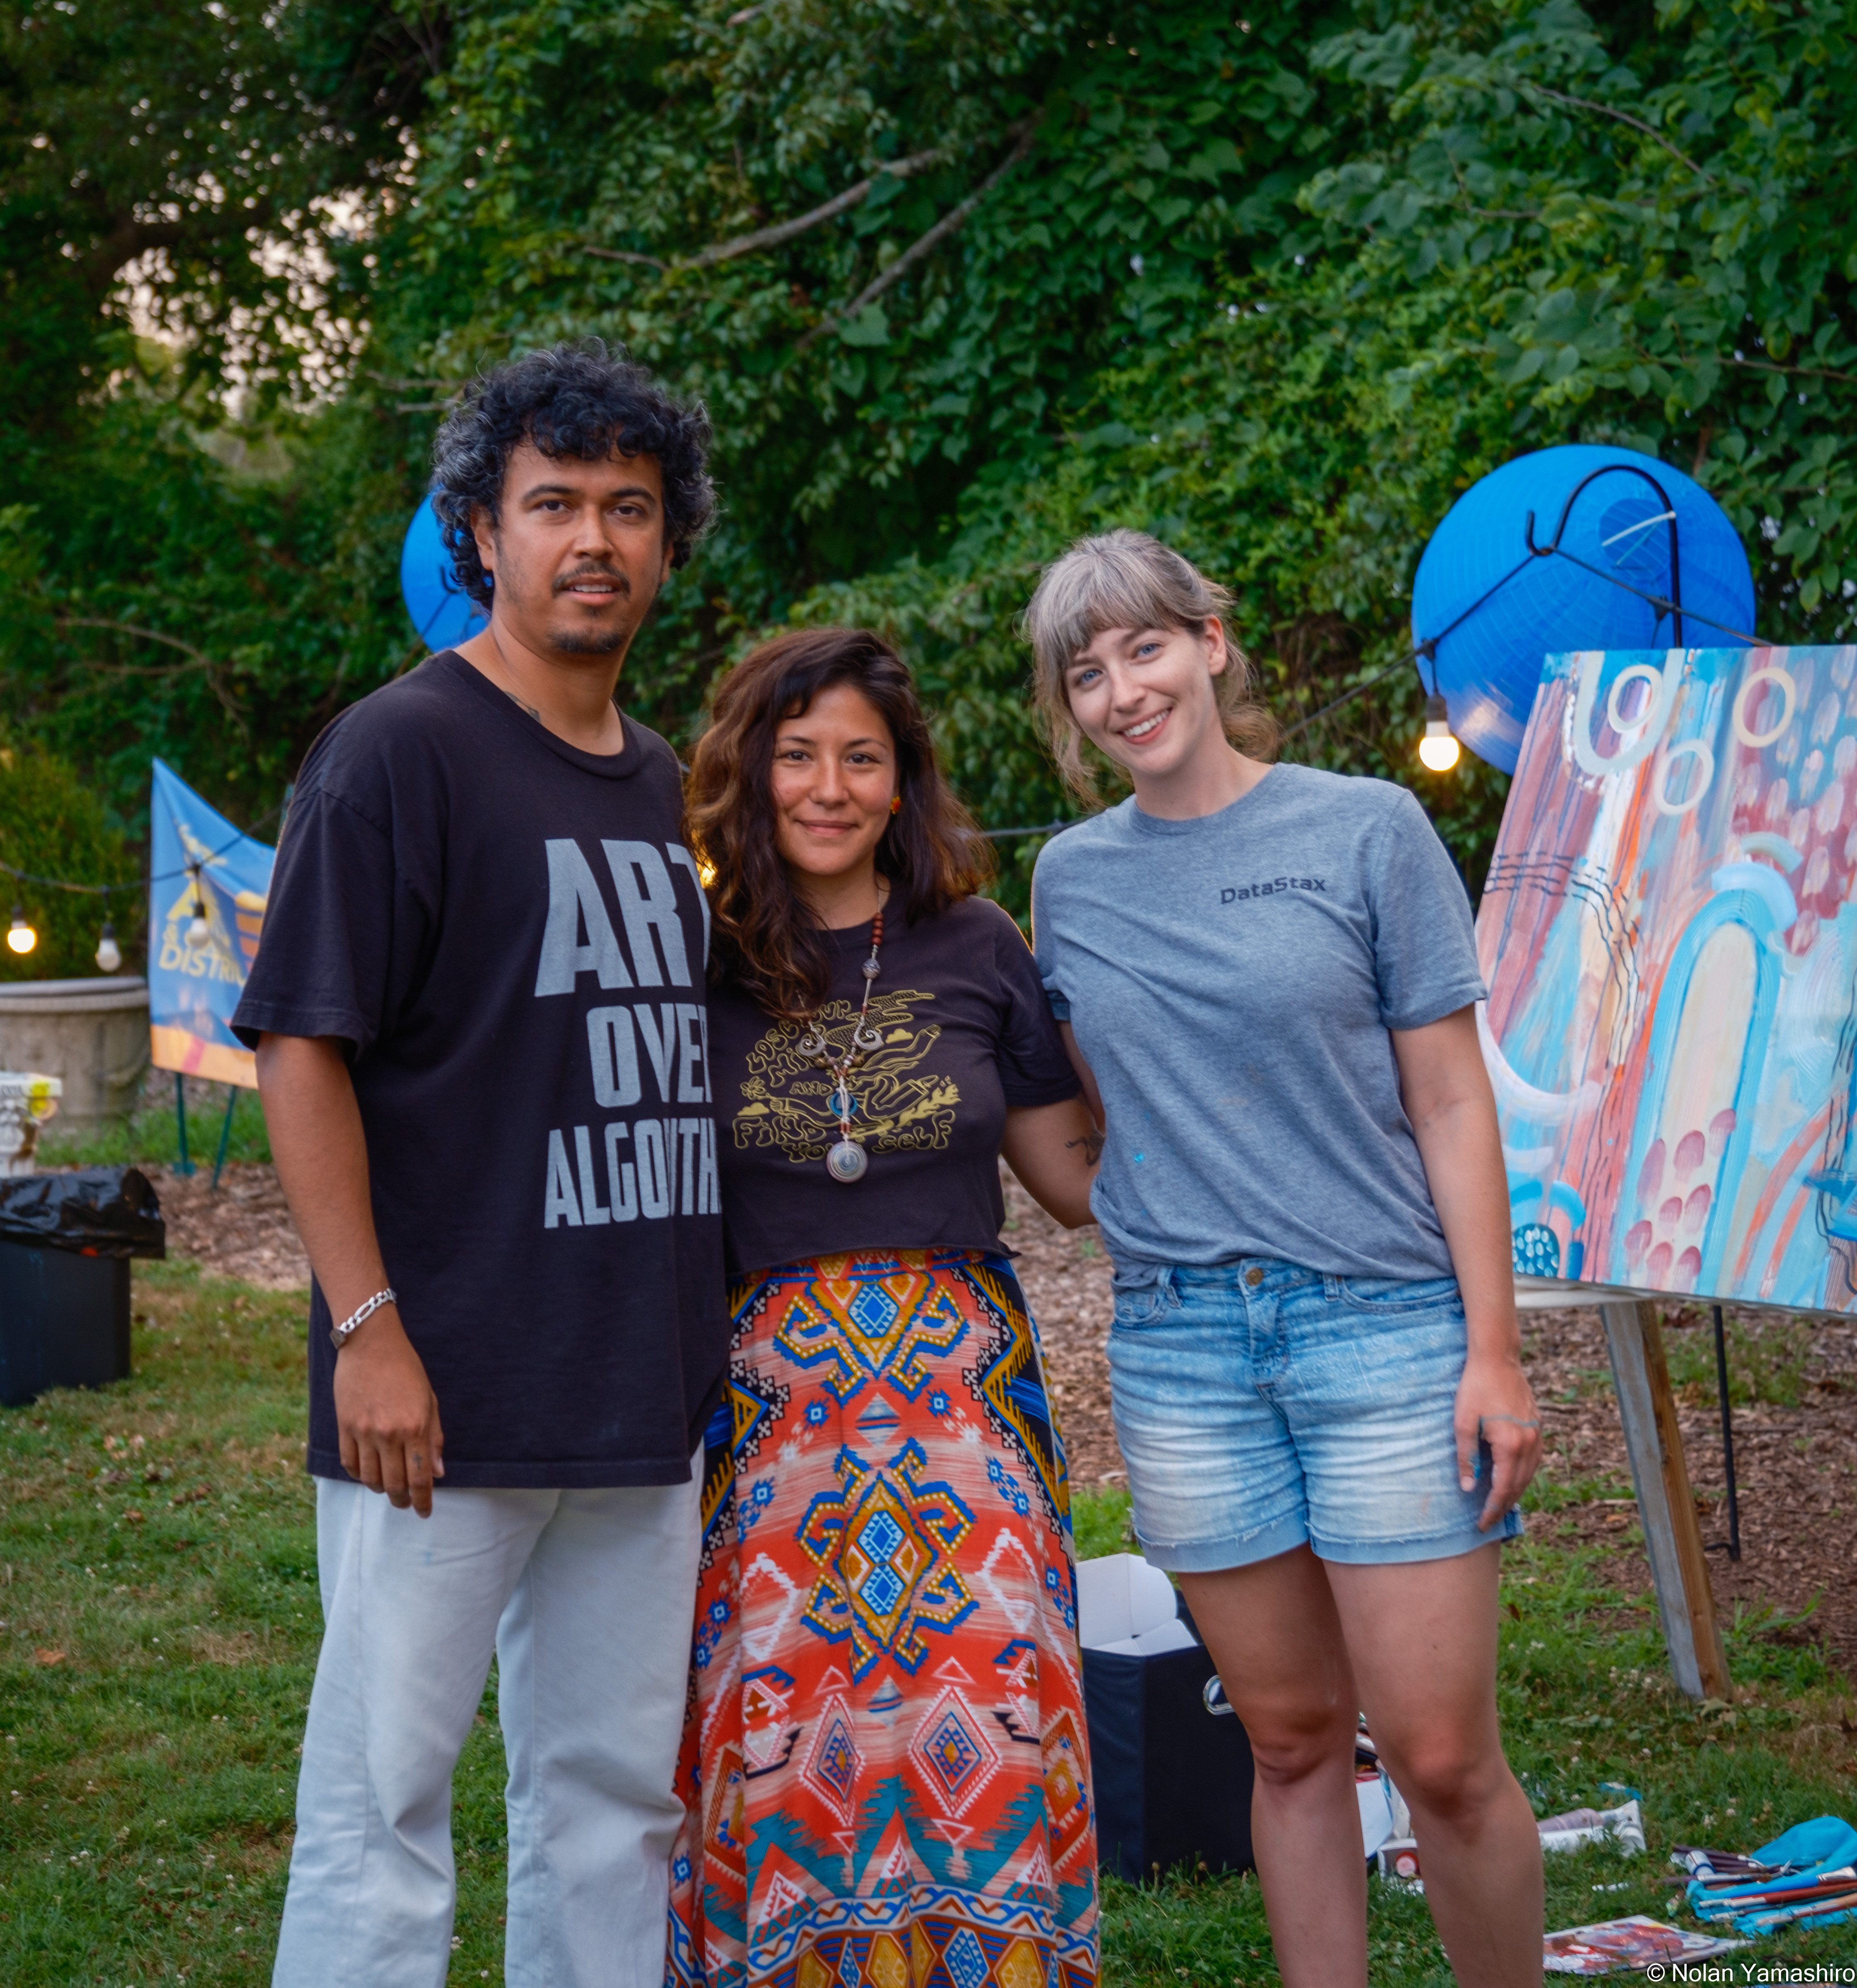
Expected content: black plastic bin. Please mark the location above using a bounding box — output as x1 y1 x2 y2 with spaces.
0 1169 165 1408
1082 1615 1256 1884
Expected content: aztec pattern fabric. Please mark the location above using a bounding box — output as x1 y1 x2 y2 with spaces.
667 1249 1099 1988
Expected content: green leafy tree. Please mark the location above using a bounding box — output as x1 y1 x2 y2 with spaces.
5 0 1856 922
0 728 138 980
0 0 439 828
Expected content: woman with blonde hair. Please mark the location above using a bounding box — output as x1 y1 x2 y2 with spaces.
1026 530 1544 1987
668 627 1102 1988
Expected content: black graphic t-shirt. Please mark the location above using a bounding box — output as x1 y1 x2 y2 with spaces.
707 895 1080 1275
232 652 727 1488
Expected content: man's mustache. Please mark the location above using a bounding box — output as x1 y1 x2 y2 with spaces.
553 565 632 596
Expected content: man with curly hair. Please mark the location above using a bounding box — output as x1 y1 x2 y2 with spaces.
235 342 727 1988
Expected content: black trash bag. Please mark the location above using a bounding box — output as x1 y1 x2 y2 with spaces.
0 1167 166 1259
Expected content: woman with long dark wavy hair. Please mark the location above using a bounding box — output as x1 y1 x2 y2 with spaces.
666 628 1103 1988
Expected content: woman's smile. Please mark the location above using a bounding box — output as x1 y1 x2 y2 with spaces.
1117 706 1173 745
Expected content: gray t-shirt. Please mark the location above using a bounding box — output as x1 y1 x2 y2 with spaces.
1030 762 1486 1280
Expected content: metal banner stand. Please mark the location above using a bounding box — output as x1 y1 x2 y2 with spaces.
172 1071 196 1177
210 1086 238 1191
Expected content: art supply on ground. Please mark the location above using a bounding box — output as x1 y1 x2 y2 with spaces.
1543 1915 1747 1973
1355 1719 1411 1850
1382 1797 1647 1897
1377 1839 1422 1888
1537 1799 1646 1856
1680 1815 1857 1935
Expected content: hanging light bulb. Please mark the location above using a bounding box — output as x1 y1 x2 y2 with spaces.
1418 694 1461 773
6 905 36 956
95 920 122 974
185 897 211 949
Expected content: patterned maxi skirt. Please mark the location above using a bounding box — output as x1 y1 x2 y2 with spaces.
667 1249 1099 1988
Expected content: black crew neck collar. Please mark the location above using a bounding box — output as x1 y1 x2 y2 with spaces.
429 650 647 780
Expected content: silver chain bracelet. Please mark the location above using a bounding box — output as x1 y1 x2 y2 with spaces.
329 1288 397 1352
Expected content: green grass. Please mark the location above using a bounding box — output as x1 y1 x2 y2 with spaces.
1663 1309 1818 1409
1514 1470 1636 1514
0 1263 502 1985
1072 1484 1133 1560
1 1269 1854 1984
37 1085 273 1174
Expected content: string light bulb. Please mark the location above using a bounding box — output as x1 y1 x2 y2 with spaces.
95 921 121 974
1418 694 1461 773
6 905 36 956
185 897 211 949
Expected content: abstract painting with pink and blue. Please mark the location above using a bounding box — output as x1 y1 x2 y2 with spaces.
1478 643 1857 1312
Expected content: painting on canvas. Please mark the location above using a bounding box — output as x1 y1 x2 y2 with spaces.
1478 643 1857 1312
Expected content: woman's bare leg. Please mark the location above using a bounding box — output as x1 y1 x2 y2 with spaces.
1329 1544 1543 1987
1179 1547 1367 1988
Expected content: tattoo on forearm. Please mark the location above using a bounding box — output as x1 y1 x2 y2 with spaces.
1067 1130 1104 1166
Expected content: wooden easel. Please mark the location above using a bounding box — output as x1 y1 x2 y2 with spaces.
1596 1300 1731 1701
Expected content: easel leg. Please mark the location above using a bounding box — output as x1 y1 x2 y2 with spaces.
1599 1300 1731 1701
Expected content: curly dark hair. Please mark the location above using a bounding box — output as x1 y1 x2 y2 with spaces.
686 628 991 1021
430 341 715 608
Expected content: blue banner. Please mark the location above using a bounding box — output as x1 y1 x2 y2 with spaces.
148 760 275 1089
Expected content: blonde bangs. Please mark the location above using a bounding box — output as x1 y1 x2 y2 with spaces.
1021 529 1278 799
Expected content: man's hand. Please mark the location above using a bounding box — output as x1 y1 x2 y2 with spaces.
257 1034 448 1519
1454 1349 1542 1530
333 1307 444 1516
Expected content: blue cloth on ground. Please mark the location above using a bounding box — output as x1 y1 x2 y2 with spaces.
1688 1814 1857 1933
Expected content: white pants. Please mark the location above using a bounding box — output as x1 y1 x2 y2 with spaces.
273 1467 702 1988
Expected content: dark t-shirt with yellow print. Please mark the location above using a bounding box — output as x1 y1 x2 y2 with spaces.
708 895 1080 1276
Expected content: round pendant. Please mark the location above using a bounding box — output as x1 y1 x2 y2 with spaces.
826 1138 868 1184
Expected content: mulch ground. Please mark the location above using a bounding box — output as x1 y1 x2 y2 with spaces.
148 1162 313 1291
141 1160 1857 1673
1522 1300 1857 1670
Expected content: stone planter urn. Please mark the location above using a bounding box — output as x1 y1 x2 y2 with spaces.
0 977 149 1129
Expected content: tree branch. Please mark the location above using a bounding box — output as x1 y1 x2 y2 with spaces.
798 119 1041 351
581 141 955 274
1725 355 1857 385
55 614 253 739
582 246 669 268
1521 84 1716 184
55 617 214 673
684 144 953 267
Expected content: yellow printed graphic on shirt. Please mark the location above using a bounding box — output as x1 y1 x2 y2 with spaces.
732 990 959 1162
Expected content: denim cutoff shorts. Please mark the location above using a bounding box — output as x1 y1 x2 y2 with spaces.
1107 1257 1524 1573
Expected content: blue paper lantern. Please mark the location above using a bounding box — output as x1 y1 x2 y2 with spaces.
400 494 489 651
1411 444 1756 773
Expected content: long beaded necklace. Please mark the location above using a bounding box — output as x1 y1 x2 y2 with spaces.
795 889 887 1184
